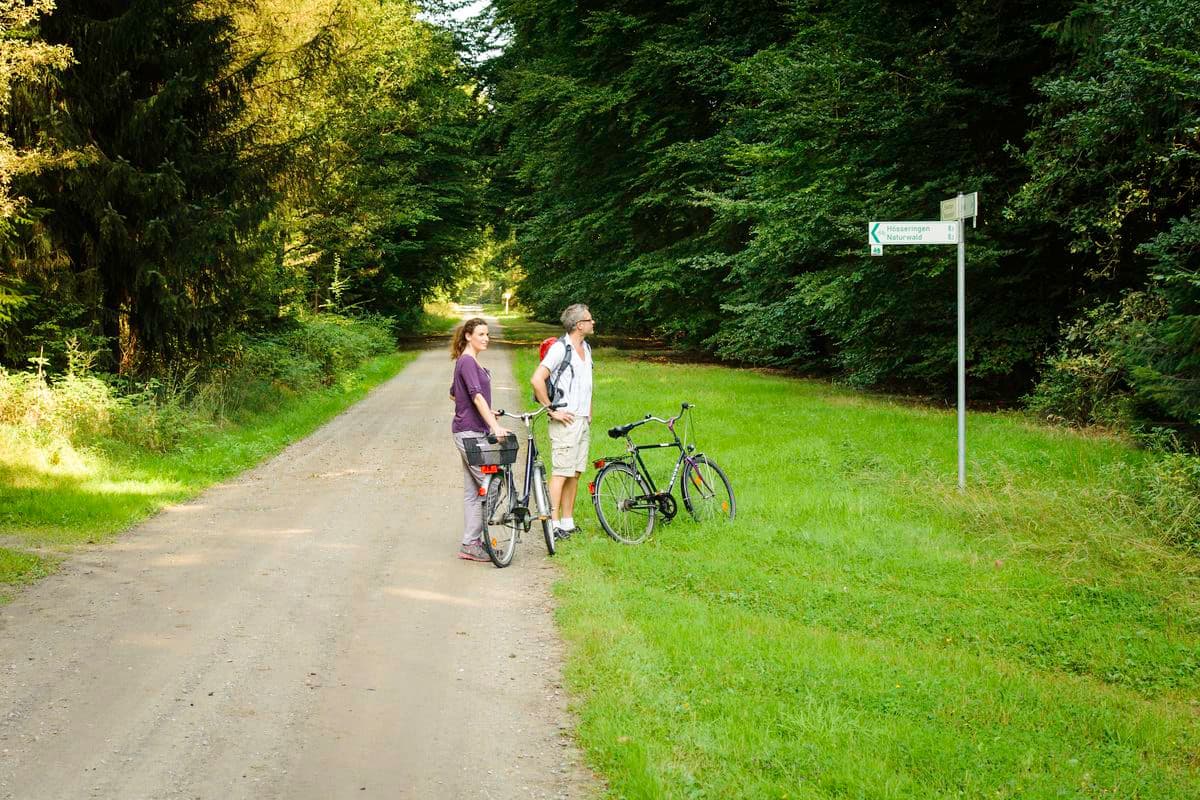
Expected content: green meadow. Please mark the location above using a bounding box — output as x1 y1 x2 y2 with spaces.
504 319 1200 799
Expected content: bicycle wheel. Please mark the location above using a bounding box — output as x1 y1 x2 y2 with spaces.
534 463 556 556
592 462 656 544
681 455 735 522
482 471 519 567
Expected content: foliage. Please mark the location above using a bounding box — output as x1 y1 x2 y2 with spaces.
0 0 486 375
481 0 1197 436
2 0 279 370
483 1 1073 393
0 312 394 451
272 0 487 329
1126 218 1200 428
0 0 72 222
0 0 72 322
1024 293 1163 428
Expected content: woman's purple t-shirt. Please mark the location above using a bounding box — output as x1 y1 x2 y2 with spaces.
451 354 491 434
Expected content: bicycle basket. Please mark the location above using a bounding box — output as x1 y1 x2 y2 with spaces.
464 433 518 467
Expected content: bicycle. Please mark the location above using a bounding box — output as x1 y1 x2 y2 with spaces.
467 404 561 567
590 403 735 544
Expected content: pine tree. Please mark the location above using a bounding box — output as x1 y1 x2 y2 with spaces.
16 0 276 370
0 0 72 322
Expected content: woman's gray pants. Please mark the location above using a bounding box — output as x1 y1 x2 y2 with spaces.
453 431 487 546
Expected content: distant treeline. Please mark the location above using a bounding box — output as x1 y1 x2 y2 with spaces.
0 0 484 374
476 0 1198 436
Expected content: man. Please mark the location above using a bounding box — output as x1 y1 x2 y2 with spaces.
531 303 595 540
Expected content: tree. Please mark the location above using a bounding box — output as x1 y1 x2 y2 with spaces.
4 0 278 371
483 1 1074 395
1017 0 1200 432
0 0 71 322
287 0 486 327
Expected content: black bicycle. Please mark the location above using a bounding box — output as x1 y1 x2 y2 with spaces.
590 403 735 544
471 404 562 567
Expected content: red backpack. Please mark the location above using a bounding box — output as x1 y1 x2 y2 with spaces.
536 334 590 404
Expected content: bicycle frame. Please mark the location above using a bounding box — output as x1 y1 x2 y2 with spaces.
598 405 703 499
493 405 556 528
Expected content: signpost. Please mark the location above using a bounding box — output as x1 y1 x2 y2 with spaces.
869 192 979 490
868 221 958 247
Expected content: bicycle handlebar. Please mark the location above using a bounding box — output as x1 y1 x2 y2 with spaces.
607 403 695 439
488 402 566 442
495 401 565 420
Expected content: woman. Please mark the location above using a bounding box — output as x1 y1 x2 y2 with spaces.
449 317 508 562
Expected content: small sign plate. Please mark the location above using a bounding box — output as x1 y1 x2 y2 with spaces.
869 221 959 246
870 244 883 256
940 192 978 221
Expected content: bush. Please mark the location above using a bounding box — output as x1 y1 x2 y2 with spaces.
2 312 397 452
1105 443 1200 554
1025 294 1166 428
0 368 117 442
1137 452 1200 552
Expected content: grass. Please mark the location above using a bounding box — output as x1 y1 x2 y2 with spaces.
417 301 464 334
0 352 417 594
508 338 1200 798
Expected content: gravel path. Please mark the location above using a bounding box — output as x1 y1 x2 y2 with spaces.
0 323 597 799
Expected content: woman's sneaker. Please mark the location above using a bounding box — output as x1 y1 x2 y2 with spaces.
458 542 489 562
553 527 572 541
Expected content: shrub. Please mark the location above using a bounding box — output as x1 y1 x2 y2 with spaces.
1 312 396 452
0 368 117 442
1106 443 1200 554
1137 451 1200 552
1025 294 1166 428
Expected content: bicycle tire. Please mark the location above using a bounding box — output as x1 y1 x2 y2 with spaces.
534 463 556 556
592 462 656 544
482 471 519 567
680 455 736 522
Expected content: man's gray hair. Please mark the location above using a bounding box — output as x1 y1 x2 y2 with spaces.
560 303 590 332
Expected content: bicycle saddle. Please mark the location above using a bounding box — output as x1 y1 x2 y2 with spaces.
608 423 636 439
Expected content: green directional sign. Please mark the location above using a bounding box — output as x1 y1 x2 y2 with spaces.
868 221 959 246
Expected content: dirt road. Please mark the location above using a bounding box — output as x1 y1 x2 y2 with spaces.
0 325 597 799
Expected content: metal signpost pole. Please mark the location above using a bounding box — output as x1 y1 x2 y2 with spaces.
872 190 977 490
956 194 966 491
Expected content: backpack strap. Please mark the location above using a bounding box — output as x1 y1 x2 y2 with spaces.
547 335 573 399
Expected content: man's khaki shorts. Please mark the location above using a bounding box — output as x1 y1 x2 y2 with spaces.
548 416 591 477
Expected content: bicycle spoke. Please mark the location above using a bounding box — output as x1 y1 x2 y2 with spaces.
683 456 735 523
482 474 520 566
594 463 655 544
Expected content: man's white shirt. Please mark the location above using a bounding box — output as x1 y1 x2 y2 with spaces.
539 339 592 418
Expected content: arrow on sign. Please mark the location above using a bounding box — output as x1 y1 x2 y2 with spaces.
871 222 881 244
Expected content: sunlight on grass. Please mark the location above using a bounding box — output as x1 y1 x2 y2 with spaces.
0 351 418 592
82 478 185 496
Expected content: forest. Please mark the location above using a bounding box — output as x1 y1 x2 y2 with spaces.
1 0 1197 442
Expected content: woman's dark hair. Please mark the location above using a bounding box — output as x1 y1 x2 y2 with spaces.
450 317 488 359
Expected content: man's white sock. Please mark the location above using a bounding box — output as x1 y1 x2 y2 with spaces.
561 516 575 530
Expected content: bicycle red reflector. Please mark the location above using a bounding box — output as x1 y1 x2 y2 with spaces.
593 459 605 469
588 481 596 495
480 465 498 474
477 486 487 496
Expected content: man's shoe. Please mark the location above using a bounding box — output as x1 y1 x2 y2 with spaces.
458 542 490 562
553 527 572 541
